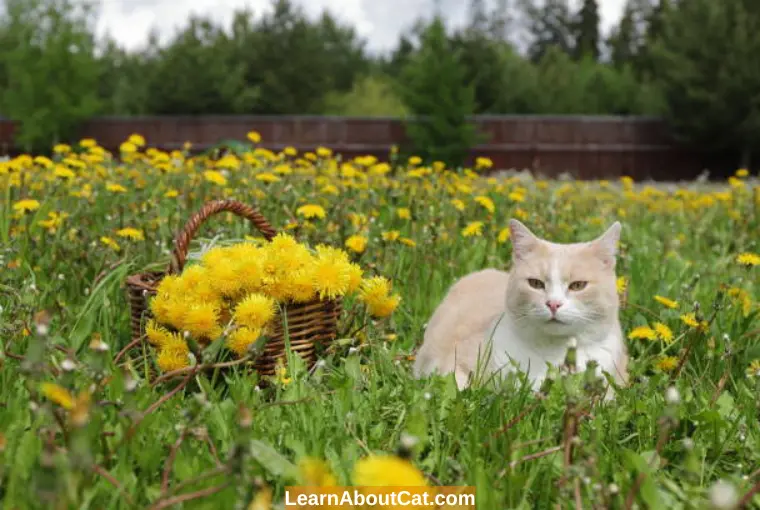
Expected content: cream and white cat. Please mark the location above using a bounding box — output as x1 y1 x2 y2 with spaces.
413 219 628 393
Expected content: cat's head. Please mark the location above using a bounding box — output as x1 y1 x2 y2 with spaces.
504 219 622 338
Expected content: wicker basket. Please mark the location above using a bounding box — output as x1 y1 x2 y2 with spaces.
123 199 343 378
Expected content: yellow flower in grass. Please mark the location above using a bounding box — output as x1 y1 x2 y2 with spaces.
234 293 277 330
475 157 493 170
54 165 75 179
450 199 466 212
474 195 495 214
353 455 427 487
736 252 760 267
408 156 422 166
655 356 679 373
616 277 628 295
400 238 417 248
106 182 127 193
13 199 40 213
255 172 281 183
680 313 708 331
382 230 400 242
654 295 679 309
40 383 74 409
345 234 368 254
462 221 484 237
298 457 337 486
747 359 760 378
116 227 144 241
203 170 227 186
359 277 401 318
227 327 262 357
164 188 179 198
247 130 262 143
297 204 326 220
397 208 411 220
628 325 657 341
498 227 511 244
287 268 318 303
653 322 674 343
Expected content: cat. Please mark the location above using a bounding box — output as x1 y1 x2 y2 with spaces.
412 219 628 395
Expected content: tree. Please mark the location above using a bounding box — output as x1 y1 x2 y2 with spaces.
143 15 256 115
397 16 481 167
573 0 600 60
0 0 102 151
652 0 760 168
520 0 575 62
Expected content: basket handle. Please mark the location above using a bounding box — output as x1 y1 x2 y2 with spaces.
169 199 277 274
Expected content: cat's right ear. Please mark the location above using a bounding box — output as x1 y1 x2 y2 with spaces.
508 219 538 260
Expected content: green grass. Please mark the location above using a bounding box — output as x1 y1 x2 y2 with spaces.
1 149 759 509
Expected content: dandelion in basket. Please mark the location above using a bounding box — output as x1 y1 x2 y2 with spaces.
146 233 401 372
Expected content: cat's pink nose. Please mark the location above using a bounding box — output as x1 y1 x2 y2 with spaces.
546 300 563 314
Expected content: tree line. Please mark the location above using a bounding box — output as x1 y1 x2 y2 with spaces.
0 0 758 168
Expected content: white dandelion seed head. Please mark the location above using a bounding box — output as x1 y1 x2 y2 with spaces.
708 480 738 510
61 359 76 372
665 386 680 405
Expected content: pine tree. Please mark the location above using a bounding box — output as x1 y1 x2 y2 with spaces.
520 0 574 62
573 0 600 60
398 16 480 167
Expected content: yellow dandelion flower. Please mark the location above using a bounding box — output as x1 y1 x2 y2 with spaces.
628 325 657 341
297 204 326 220
382 230 400 242
312 253 351 301
653 322 674 343
164 188 179 198
450 199 466 211
655 356 679 372
40 383 74 409
462 221 484 237
128 133 146 147
247 130 262 143
352 455 427 487
96 236 119 252
106 182 127 193
408 156 422 166
12 199 40 213
397 208 411 220
746 359 760 378
498 227 511 244
286 268 318 303
508 191 525 203
227 327 262 357
345 234 368 254
298 457 337 486
680 313 708 331
53 165 76 179
182 303 221 339
203 170 227 186
234 293 277 330
115 227 144 241
157 346 190 372
400 237 417 248
146 320 173 347
120 141 138 154
616 276 627 295
654 295 679 309
255 172 281 183
474 195 495 213
53 143 71 154
316 146 333 158
475 157 493 170
736 252 760 267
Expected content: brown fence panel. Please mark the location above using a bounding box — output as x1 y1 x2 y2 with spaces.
0 115 734 180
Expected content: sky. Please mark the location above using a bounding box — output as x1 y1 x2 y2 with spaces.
94 0 627 54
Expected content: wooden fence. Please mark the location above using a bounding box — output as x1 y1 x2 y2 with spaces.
0 115 735 180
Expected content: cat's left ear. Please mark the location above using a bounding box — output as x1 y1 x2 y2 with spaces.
592 221 622 267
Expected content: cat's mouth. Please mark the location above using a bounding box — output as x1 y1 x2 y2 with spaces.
547 317 566 324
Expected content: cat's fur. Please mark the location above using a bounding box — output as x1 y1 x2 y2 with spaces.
413 219 628 394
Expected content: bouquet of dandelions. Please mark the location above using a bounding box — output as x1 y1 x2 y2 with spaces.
144 232 401 374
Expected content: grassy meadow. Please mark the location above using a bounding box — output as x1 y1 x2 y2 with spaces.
1 134 759 509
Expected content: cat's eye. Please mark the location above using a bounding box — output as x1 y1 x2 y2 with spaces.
527 278 545 290
568 281 588 291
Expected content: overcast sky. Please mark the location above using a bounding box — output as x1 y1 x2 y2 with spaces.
94 0 627 53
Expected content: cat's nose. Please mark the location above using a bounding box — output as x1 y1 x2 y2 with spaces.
546 300 563 314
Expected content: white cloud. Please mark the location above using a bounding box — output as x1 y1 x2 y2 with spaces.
94 0 626 53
